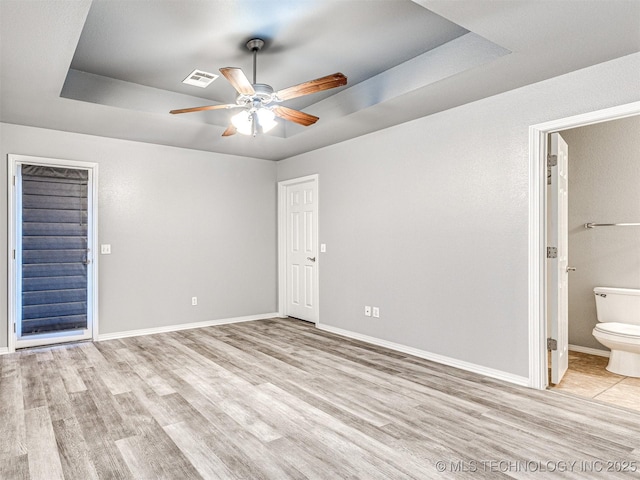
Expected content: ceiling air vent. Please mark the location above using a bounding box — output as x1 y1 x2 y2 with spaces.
182 69 218 88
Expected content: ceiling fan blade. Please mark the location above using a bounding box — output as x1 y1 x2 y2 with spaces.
220 67 255 95
222 125 237 136
170 104 240 115
272 106 319 127
275 73 347 101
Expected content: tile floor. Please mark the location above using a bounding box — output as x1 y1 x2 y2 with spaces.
550 350 640 412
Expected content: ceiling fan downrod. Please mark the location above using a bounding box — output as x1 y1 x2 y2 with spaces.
246 38 264 85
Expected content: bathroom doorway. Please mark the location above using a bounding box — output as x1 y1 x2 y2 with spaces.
528 101 640 392
546 115 640 410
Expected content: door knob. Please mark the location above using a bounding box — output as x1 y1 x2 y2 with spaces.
307 257 316 262
566 266 576 272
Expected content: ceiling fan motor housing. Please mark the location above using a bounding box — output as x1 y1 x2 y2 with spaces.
237 83 275 107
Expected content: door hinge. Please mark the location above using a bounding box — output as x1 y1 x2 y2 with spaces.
546 247 557 259
547 338 558 351
13 249 16 260
14 323 16 333
13 175 16 186
546 154 557 185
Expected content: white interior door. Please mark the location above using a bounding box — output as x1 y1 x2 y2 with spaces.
284 176 319 323
549 132 569 384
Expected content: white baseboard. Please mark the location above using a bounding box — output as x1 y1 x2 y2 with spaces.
0 347 10 356
316 323 529 387
97 312 279 341
569 344 610 357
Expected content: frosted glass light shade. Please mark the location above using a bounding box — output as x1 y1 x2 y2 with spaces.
256 108 277 132
231 110 253 135
231 108 277 135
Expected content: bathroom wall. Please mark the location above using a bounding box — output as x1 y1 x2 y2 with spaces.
562 116 640 351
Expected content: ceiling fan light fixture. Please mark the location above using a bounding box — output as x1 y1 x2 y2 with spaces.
231 108 277 136
257 108 277 132
170 36 347 137
231 110 253 135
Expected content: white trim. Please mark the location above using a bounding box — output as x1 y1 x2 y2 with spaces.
277 174 320 323
528 101 640 390
0 348 10 356
277 182 287 318
90 164 100 342
7 154 99 352
569 344 610 358
97 312 279 341
317 323 529 387
527 122 546 390
7 159 17 353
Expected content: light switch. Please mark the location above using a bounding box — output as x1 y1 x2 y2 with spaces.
320 244 326 253
101 244 111 254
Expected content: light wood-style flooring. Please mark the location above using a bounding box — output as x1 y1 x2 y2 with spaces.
2 318 640 479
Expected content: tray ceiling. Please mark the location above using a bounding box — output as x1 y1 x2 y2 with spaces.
1 0 639 160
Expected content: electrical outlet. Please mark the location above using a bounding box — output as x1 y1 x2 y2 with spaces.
372 307 380 318
101 244 111 254
364 306 372 316
320 243 326 253
191 297 198 306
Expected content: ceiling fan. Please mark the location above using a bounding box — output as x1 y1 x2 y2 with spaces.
170 38 347 137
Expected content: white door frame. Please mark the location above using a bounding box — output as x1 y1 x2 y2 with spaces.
527 101 640 389
7 154 99 352
277 174 320 324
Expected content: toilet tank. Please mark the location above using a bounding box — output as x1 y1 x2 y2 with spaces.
594 287 640 325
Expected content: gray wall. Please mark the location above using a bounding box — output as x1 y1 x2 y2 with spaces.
562 116 640 351
2 53 639 381
277 53 640 378
1 124 278 347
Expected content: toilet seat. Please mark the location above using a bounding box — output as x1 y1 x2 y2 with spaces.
594 322 640 338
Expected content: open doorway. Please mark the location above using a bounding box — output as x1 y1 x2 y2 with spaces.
528 101 640 391
546 115 640 412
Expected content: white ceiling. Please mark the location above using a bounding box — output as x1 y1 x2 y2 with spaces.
1 0 639 161
70 0 468 109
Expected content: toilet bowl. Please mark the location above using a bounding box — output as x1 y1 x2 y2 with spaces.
592 287 640 377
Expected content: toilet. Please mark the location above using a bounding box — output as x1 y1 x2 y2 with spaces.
592 287 640 377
